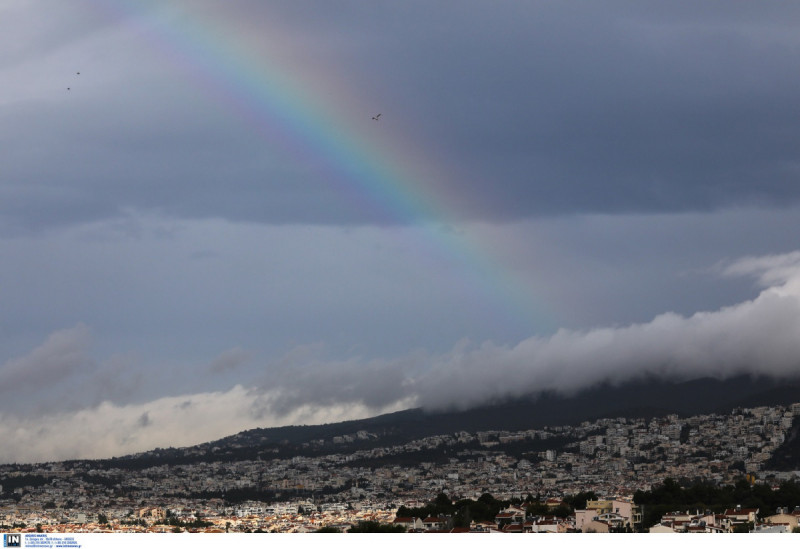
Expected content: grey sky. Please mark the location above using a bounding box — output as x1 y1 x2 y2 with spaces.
2 1 800 462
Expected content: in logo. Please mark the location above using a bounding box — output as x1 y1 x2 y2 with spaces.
3 534 21 548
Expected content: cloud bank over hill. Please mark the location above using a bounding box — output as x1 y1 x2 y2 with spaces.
260 250 800 413
414 252 800 410
2 251 800 463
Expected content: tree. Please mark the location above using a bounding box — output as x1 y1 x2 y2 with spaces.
434 493 452 508
455 503 471 528
679 424 692 444
348 521 406 533
563 491 596 511
732 522 752 533
551 505 572 519
478 493 496 506
432 492 454 515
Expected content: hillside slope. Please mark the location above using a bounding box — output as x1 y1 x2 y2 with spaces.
98 374 800 469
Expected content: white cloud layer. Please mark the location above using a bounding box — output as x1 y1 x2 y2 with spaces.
0 386 410 464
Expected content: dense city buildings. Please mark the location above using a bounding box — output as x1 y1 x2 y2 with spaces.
2 402 800 532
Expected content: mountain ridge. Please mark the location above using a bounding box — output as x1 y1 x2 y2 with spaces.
93 374 800 470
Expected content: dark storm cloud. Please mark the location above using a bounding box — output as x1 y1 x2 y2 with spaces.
412 3 800 219
262 1 800 220
4 2 800 233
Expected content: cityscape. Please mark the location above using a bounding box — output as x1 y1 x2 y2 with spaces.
2 401 800 533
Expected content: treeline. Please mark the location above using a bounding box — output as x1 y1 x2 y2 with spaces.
156 516 213 529
634 477 800 528
153 508 214 530
315 521 406 533
395 480 800 531
395 491 596 528
0 474 49 494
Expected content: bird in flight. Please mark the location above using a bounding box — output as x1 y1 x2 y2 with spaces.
372 113 381 121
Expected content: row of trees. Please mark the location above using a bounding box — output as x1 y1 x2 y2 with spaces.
395 491 597 528
634 477 800 528
387 477 800 531
155 509 213 530
315 521 406 533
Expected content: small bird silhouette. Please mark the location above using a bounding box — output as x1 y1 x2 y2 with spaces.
76 72 80 75
372 113 381 121
67 87 70 91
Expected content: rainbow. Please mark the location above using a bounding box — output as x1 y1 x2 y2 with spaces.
93 0 556 335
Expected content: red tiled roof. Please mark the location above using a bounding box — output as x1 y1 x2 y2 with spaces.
423 517 445 523
394 517 414 523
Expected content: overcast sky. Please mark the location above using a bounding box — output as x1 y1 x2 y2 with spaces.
3 1 800 463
